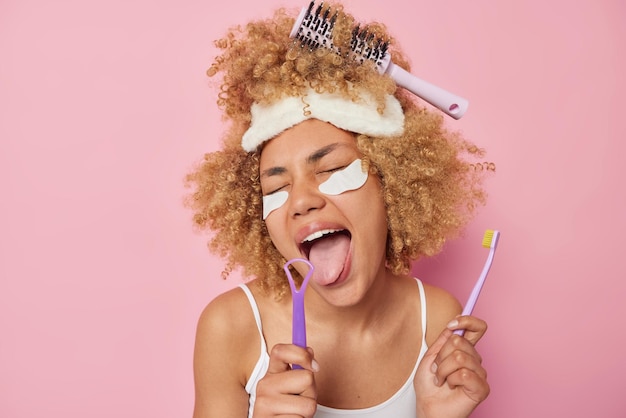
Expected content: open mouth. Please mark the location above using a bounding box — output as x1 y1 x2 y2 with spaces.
299 229 351 259
299 229 352 286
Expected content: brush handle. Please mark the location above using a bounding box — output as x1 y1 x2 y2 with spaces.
454 247 496 336
386 62 468 119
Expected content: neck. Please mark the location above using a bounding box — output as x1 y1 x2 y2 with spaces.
304 266 405 334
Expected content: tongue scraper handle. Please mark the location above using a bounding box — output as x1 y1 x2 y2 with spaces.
284 258 314 369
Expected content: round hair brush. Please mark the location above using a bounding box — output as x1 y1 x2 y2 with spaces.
290 1 469 119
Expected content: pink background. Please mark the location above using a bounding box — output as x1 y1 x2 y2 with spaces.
1 0 624 416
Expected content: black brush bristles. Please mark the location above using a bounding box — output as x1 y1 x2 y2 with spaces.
350 25 389 69
291 0 388 72
292 1 338 52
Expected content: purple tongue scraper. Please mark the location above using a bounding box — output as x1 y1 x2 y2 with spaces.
283 258 314 370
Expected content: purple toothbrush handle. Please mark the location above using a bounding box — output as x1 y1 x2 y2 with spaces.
454 236 498 336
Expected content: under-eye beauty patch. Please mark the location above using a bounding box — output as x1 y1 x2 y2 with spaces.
261 159 368 219
262 190 288 220
318 159 368 195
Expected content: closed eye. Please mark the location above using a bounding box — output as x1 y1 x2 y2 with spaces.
318 166 346 175
265 184 289 195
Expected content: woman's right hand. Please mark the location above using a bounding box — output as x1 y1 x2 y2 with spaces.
253 343 319 418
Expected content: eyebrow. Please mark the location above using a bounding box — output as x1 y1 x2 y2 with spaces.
260 142 344 178
260 166 287 178
306 143 340 164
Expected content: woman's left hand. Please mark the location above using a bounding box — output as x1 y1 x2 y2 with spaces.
414 315 490 418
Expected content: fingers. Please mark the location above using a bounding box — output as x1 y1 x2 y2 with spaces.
432 334 486 384
268 344 320 374
438 363 490 404
448 315 488 345
430 317 490 403
253 385 317 418
253 344 319 417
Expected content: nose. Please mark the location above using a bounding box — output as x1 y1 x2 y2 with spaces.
288 179 326 217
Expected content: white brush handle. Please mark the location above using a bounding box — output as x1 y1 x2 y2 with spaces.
385 62 468 119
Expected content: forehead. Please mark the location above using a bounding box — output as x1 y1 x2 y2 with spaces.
259 119 358 168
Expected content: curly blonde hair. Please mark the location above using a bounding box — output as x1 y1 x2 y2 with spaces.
185 1 493 298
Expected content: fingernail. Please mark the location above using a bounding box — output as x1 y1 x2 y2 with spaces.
431 362 437 374
312 359 320 372
447 319 459 329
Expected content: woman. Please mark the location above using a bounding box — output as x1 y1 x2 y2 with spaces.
187 2 492 417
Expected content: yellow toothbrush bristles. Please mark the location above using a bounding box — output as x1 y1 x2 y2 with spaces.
482 229 495 248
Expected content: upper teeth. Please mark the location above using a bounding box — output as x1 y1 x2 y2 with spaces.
302 229 342 243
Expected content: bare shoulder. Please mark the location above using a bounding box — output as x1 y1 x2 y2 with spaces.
422 283 462 346
196 284 256 339
193 283 259 418
194 283 260 379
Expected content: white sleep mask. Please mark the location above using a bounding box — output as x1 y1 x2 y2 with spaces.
242 88 404 152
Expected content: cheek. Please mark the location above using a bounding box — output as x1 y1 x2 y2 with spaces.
357 179 388 230
264 217 289 255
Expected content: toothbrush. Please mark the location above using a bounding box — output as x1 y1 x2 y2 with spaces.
454 229 500 336
283 258 315 369
289 1 469 119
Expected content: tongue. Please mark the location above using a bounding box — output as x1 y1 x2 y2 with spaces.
308 233 350 285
